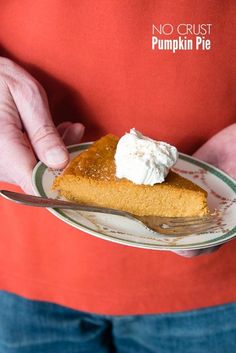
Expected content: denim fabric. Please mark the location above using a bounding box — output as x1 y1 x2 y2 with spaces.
0 291 236 353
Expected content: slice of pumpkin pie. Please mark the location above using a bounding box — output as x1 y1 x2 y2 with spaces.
52 129 209 217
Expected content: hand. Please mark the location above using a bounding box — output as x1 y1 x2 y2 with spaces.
192 124 236 179
173 123 236 258
0 57 84 194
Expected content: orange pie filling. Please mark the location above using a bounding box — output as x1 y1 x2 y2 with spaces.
52 134 209 217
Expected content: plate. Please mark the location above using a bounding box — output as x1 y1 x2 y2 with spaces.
32 143 236 251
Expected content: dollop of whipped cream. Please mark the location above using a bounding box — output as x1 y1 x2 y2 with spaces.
114 128 178 185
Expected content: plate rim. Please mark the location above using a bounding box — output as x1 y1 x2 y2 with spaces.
32 142 236 251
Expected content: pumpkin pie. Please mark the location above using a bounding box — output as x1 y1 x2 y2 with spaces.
52 134 209 217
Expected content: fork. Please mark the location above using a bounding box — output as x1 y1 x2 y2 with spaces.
0 190 222 236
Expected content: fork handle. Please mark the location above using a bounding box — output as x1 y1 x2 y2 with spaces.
0 190 129 217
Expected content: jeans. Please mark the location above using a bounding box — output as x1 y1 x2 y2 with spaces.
0 291 236 353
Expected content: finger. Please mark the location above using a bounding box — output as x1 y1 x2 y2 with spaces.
172 245 222 258
4 62 69 168
0 95 36 193
57 121 73 136
60 123 85 145
172 249 203 257
57 122 85 145
0 138 36 194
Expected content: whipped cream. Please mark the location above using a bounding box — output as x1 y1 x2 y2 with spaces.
114 128 178 185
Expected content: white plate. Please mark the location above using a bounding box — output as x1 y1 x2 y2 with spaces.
32 143 236 251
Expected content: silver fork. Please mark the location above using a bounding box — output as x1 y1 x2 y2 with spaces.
0 190 222 236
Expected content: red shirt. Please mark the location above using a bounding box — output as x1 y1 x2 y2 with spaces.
0 0 235 314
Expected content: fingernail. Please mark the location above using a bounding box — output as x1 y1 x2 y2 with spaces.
70 123 85 134
45 147 68 166
73 123 85 138
76 123 85 131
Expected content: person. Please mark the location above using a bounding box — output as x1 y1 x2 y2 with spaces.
0 1 235 352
